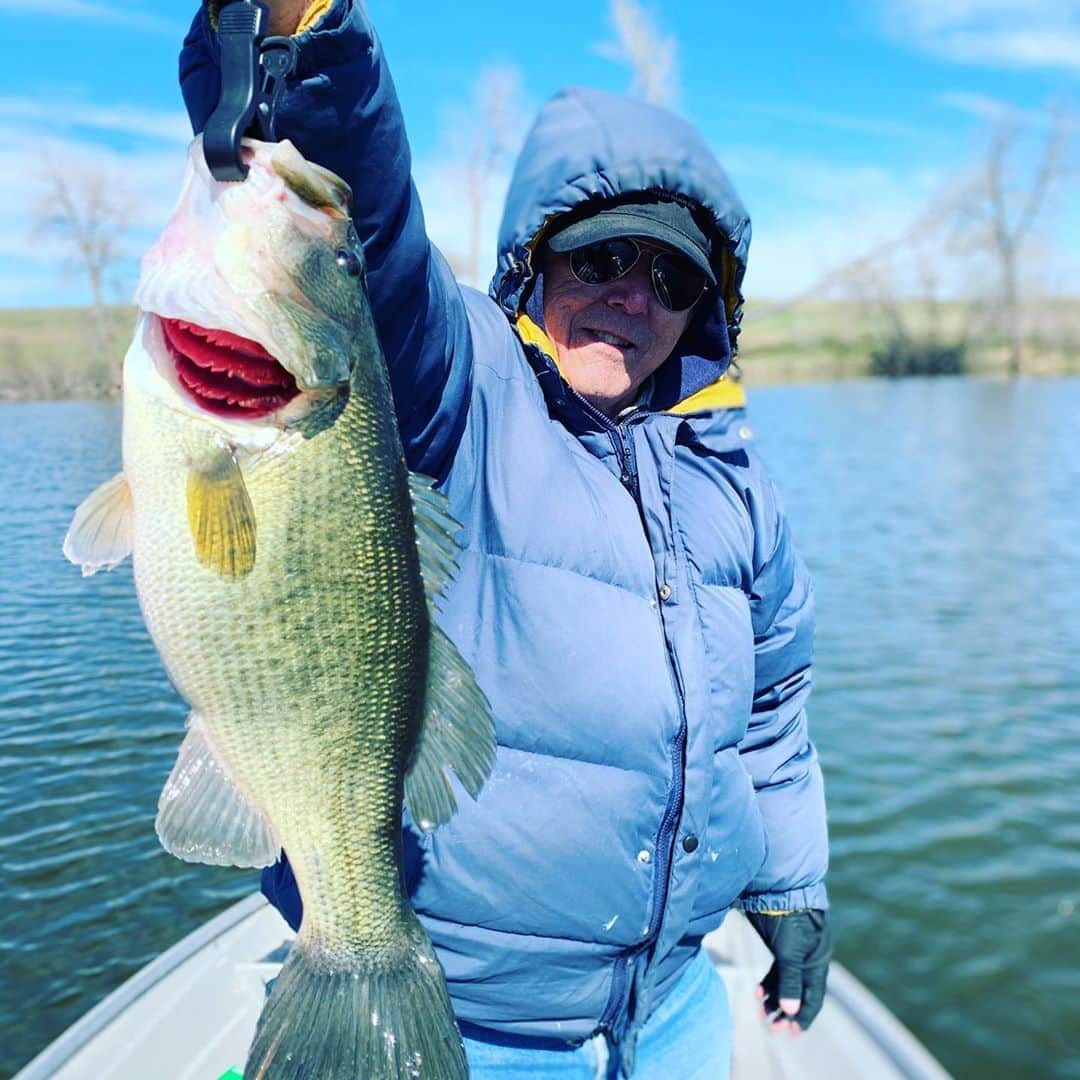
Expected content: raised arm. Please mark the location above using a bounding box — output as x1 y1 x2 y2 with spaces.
179 0 473 475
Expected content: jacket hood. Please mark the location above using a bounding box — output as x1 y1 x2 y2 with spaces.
490 87 751 400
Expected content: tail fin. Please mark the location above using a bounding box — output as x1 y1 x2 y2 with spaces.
246 914 466 1080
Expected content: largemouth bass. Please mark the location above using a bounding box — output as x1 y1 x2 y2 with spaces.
64 136 494 1079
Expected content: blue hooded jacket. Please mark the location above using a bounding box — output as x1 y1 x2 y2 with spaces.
180 0 828 1059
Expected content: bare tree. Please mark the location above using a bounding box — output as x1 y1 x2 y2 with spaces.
951 104 1072 376
597 0 679 107
806 188 978 376
441 67 526 289
33 150 140 371
805 104 1076 377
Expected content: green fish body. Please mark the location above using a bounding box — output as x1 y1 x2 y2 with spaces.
65 137 494 1079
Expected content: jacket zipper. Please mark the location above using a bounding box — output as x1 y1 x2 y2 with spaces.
646 676 688 939
569 391 690 1035
609 413 691 1008
613 421 641 503
612 416 688 939
598 952 629 1032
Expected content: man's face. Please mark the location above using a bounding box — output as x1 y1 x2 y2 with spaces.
542 242 695 418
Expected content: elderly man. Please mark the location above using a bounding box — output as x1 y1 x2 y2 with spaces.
182 2 832 1077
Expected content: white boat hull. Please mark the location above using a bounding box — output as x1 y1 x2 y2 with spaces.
16 895 950 1079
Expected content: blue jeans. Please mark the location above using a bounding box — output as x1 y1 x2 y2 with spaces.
463 949 732 1079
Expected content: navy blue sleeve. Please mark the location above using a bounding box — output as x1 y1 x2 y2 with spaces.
179 0 472 477
261 825 428 931
261 853 303 932
737 471 829 913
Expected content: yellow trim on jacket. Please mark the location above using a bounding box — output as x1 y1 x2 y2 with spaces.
515 314 566 377
296 0 333 33
514 314 746 413
669 375 746 413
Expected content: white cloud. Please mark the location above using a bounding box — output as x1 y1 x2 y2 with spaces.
722 145 937 210
416 65 531 291
0 119 188 306
0 0 184 35
0 97 191 143
885 0 1080 70
892 0 1073 33
736 103 937 142
414 159 512 292
731 131 1080 299
935 91 1052 125
939 28 1080 69
722 145 946 298
745 205 926 299
594 0 680 108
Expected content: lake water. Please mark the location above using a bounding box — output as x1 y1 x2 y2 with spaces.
2 381 1078 1078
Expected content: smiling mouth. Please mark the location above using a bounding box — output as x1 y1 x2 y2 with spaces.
159 318 300 418
585 328 636 349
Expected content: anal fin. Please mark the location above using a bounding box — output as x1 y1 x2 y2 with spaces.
62 472 133 576
156 712 278 867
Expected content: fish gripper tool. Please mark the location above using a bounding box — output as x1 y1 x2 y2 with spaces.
203 0 299 181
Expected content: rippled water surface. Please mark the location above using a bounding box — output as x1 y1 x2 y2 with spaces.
2 382 1078 1078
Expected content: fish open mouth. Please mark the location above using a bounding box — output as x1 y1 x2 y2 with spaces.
159 318 300 418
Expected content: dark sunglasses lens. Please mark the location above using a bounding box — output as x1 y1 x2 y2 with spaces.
570 239 640 285
651 252 708 311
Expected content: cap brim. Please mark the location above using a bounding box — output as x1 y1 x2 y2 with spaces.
547 210 716 285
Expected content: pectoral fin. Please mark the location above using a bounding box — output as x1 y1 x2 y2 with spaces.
405 622 498 830
404 474 496 830
62 472 133 576
186 452 256 577
156 713 278 867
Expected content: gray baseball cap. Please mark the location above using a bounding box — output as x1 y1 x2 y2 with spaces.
546 197 716 285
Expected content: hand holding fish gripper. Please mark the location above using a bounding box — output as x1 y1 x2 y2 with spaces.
203 0 298 180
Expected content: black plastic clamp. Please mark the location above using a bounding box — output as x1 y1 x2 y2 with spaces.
203 0 298 181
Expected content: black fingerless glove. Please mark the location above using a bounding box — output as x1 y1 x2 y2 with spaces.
745 908 832 1030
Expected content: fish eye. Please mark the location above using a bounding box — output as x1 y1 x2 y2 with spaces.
335 249 363 277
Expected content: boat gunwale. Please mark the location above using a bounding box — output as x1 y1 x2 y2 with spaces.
807 953 951 1079
17 895 951 1080
14 893 267 1079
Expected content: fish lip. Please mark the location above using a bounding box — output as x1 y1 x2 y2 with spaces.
157 316 303 420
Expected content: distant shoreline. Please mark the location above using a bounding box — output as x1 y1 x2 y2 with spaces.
3 300 1078 401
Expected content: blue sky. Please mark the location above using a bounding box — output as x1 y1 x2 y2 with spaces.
1 0 1077 308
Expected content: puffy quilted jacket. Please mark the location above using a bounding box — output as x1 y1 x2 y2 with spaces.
180 0 828 1058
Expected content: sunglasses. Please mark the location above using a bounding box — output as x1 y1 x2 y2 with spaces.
568 237 711 312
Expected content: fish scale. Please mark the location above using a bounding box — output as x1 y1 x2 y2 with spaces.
127 334 425 946
64 136 494 1079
